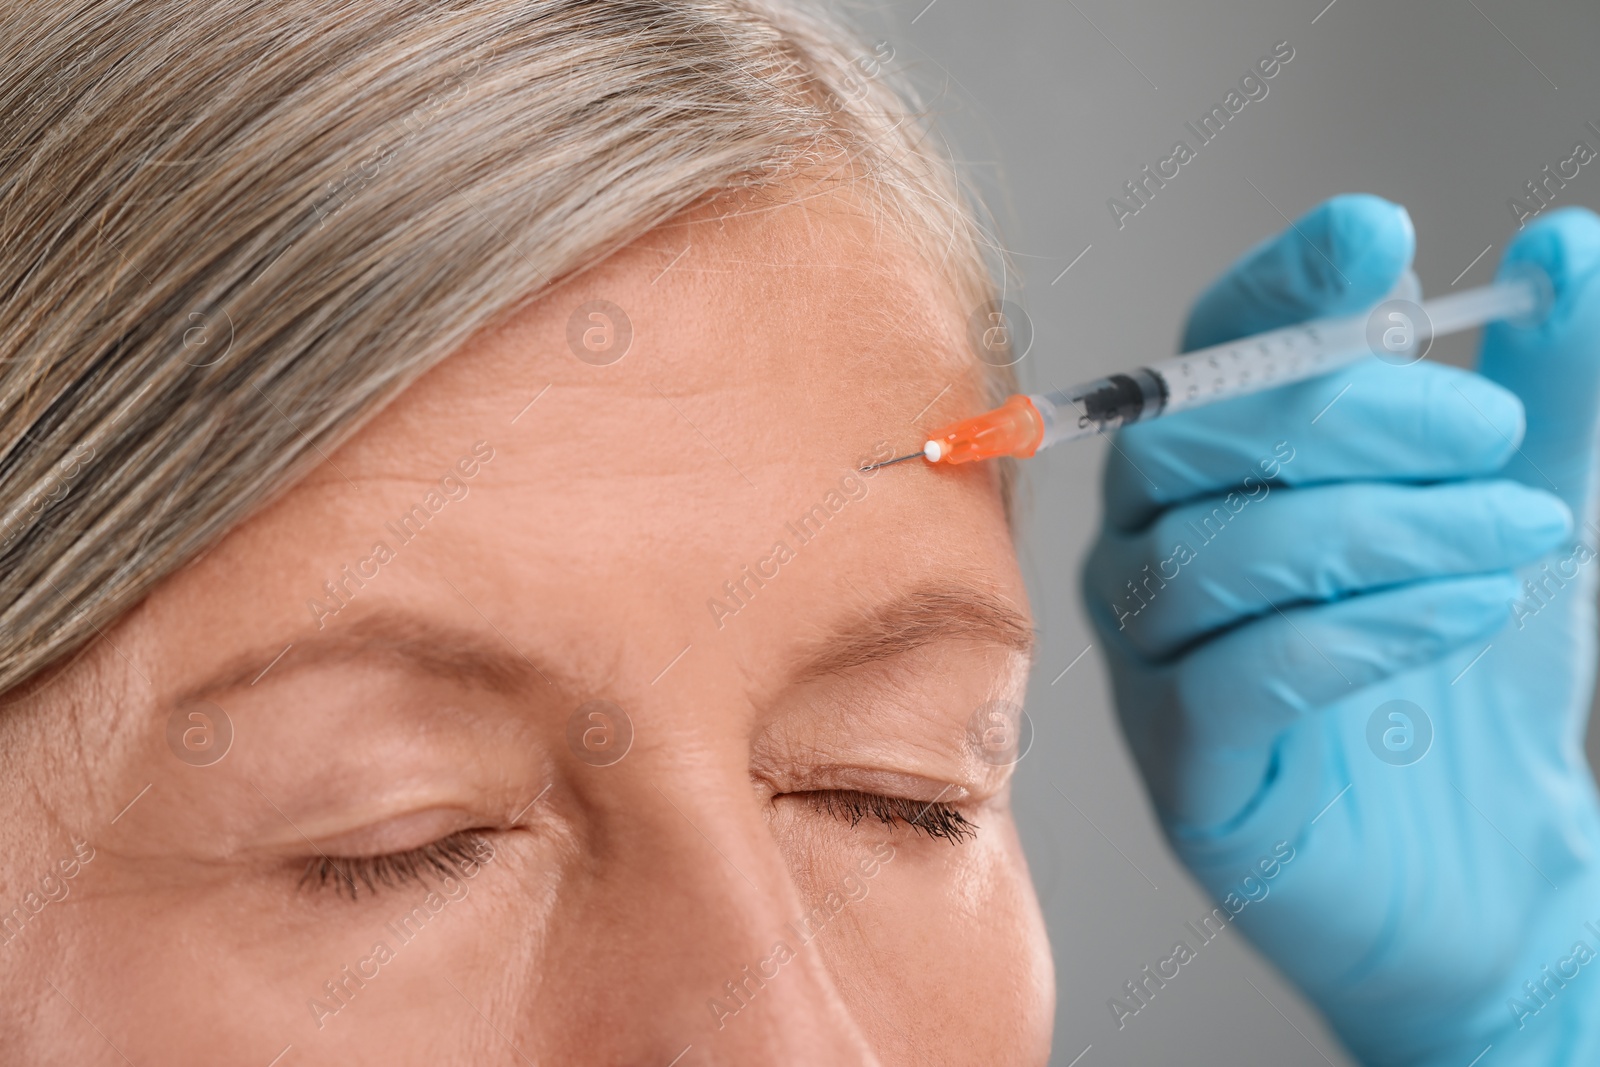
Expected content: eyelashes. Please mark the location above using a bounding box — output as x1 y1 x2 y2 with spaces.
301 788 972 902
301 830 495 900
805 789 977 844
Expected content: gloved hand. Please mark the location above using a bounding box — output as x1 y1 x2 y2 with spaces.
1082 194 1600 1065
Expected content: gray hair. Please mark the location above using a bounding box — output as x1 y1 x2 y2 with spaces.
0 0 1008 696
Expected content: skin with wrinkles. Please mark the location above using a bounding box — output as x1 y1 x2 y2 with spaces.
0 187 1054 1065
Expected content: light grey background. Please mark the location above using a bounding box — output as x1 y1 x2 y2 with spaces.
853 0 1600 1063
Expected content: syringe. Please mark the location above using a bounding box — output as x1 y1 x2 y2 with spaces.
865 265 1552 470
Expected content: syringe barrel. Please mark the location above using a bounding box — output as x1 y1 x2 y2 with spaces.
1022 268 1547 455
1033 307 1394 444
1150 314 1372 415
1034 367 1168 447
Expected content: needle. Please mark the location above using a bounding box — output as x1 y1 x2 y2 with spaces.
859 450 925 472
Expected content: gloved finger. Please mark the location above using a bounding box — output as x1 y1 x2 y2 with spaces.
1086 479 1571 660
1114 572 1517 829
1181 193 1414 350
1478 207 1600 522
1103 359 1525 531
1470 209 1600 762
1104 195 1413 530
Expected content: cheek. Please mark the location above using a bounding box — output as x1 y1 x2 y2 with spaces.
808 812 1054 1059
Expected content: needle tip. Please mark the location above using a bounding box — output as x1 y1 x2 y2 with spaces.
859 450 926 472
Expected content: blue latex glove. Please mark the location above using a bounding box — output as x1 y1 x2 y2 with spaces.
1082 194 1600 1065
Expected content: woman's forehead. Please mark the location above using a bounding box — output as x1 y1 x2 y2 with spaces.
124 189 1025 709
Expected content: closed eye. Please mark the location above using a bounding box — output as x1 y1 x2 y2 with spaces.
300 829 496 900
301 787 973 903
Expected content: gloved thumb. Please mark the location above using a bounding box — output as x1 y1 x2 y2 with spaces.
1477 207 1600 524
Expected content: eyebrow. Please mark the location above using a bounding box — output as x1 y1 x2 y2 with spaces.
181 612 559 704
181 584 1031 704
790 584 1034 682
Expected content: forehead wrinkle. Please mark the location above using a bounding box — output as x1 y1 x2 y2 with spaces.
790 584 1034 685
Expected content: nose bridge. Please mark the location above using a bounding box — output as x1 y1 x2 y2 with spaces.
535 775 882 1066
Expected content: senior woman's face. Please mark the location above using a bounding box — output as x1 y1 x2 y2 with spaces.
0 188 1053 1065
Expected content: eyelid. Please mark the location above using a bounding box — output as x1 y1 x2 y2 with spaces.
754 663 1031 803
766 765 974 805
305 807 481 859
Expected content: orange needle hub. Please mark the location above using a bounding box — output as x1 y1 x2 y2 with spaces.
923 394 1045 464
